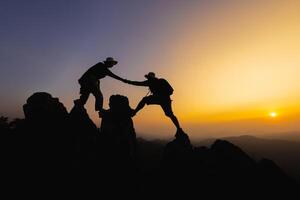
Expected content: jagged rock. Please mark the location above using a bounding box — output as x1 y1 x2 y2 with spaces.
210 139 257 175
23 92 68 122
159 138 299 197
98 95 138 195
163 131 193 168
258 158 297 189
69 102 99 169
258 158 288 178
2 92 299 197
211 139 255 164
100 95 137 160
22 92 69 138
0 116 10 132
2 92 73 192
70 102 98 132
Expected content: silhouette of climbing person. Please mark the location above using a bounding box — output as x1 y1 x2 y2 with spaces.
75 57 125 114
123 72 183 132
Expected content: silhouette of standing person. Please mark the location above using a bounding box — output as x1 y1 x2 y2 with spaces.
123 72 184 133
75 57 125 114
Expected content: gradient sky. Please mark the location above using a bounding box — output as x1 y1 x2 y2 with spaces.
1 0 300 139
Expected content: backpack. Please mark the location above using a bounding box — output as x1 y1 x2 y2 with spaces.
157 78 174 95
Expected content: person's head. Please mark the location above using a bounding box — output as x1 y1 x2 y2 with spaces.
103 57 118 68
144 72 156 80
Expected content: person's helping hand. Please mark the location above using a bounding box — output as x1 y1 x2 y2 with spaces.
122 79 131 84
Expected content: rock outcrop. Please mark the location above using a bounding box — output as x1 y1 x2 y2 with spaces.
2 92 298 198
22 92 70 172
100 94 137 160
69 102 99 169
159 138 298 197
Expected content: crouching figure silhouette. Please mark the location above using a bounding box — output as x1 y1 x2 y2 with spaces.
123 72 184 134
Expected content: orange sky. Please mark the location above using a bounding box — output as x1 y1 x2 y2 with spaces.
2 1 300 140
81 1 300 140
75 1 300 139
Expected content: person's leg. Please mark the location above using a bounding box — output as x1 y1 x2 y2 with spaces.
75 83 90 106
133 95 158 116
134 97 148 114
168 114 181 130
161 100 182 130
92 88 103 111
79 92 90 105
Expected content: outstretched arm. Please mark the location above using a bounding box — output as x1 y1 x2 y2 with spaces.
106 70 148 86
123 79 149 86
107 70 126 82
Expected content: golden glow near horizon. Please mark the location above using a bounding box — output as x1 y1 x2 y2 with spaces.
83 1 300 138
157 1 300 123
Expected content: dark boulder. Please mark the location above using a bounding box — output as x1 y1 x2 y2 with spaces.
21 92 70 167
23 92 68 122
162 131 193 169
100 94 137 161
69 102 99 170
98 95 138 196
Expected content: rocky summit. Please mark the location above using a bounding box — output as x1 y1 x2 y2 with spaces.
1 92 298 198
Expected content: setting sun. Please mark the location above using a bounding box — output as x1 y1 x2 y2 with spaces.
269 112 278 118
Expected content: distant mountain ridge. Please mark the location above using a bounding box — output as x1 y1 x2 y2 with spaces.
262 131 300 141
194 135 300 181
137 134 300 182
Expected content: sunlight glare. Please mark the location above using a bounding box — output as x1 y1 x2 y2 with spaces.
269 112 277 118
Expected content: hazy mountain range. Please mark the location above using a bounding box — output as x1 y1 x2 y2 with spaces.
138 134 300 181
